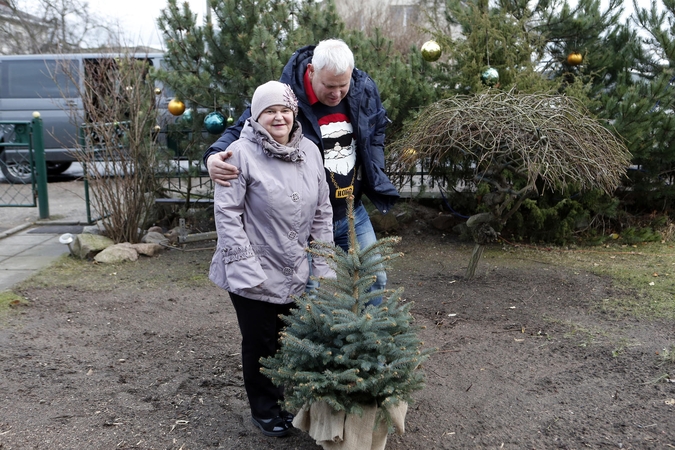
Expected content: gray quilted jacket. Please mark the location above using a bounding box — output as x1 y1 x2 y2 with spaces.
209 120 334 304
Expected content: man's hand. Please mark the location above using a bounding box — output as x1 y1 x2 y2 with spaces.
206 151 239 187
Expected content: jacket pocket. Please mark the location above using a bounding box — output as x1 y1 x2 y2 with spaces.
221 244 269 264
367 109 386 131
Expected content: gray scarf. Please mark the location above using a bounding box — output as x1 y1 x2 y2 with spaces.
248 119 305 162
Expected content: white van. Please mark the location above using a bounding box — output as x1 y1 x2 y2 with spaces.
0 52 170 183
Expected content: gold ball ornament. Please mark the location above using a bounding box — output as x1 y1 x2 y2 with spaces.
567 52 583 66
168 99 186 116
421 40 442 62
154 87 162 95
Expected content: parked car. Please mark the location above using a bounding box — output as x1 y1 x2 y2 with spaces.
0 52 171 183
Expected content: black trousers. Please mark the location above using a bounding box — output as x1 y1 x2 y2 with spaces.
229 292 294 419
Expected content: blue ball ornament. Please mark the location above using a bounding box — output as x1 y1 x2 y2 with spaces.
179 108 193 123
204 111 226 134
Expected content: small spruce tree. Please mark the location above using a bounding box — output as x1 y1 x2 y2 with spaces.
261 197 434 424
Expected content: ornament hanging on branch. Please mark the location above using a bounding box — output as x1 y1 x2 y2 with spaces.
204 111 226 134
481 67 499 86
567 52 583 66
179 108 193 123
168 98 186 116
421 40 442 62
226 104 235 125
480 12 499 87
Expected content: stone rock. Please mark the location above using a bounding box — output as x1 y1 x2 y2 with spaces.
142 231 169 245
147 226 164 234
94 244 139 263
466 212 493 229
82 223 106 235
164 228 180 245
431 214 456 232
370 211 399 233
453 223 468 236
131 243 163 257
72 234 115 259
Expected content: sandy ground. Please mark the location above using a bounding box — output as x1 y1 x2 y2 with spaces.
0 202 674 449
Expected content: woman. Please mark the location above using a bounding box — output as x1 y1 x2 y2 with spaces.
209 81 334 437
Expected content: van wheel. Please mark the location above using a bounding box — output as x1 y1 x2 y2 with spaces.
47 162 72 175
1 161 32 184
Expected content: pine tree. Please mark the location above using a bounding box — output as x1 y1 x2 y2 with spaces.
343 29 440 140
155 0 442 151
534 0 675 213
261 197 434 421
603 0 675 212
538 0 626 87
428 0 557 94
154 0 344 161
413 0 675 238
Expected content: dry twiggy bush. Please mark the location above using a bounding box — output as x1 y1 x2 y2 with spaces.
392 90 630 195
390 89 631 277
64 54 162 243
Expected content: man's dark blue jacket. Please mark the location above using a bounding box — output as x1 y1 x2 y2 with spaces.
203 45 399 215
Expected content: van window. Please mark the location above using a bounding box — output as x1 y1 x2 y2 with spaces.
0 59 79 99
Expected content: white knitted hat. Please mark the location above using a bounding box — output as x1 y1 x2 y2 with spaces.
251 81 299 120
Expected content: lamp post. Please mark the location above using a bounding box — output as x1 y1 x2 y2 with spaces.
59 233 74 255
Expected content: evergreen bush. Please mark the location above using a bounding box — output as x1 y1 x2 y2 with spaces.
261 198 434 423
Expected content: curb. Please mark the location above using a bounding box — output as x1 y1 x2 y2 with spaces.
0 222 34 240
0 220 91 240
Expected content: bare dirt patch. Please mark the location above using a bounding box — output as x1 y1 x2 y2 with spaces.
1 203 674 449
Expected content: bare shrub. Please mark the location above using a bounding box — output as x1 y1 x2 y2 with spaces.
63 53 162 243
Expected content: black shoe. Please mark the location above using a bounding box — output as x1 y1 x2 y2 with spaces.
281 410 294 427
251 415 289 437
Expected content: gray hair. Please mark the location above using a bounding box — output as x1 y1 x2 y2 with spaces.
311 39 354 75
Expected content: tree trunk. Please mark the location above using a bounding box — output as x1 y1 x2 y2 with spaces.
465 243 485 280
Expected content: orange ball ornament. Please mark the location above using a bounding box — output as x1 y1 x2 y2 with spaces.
566 52 583 66
168 98 186 116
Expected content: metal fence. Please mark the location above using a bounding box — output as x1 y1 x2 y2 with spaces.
0 119 49 218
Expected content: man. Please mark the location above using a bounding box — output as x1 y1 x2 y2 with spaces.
203 39 399 298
